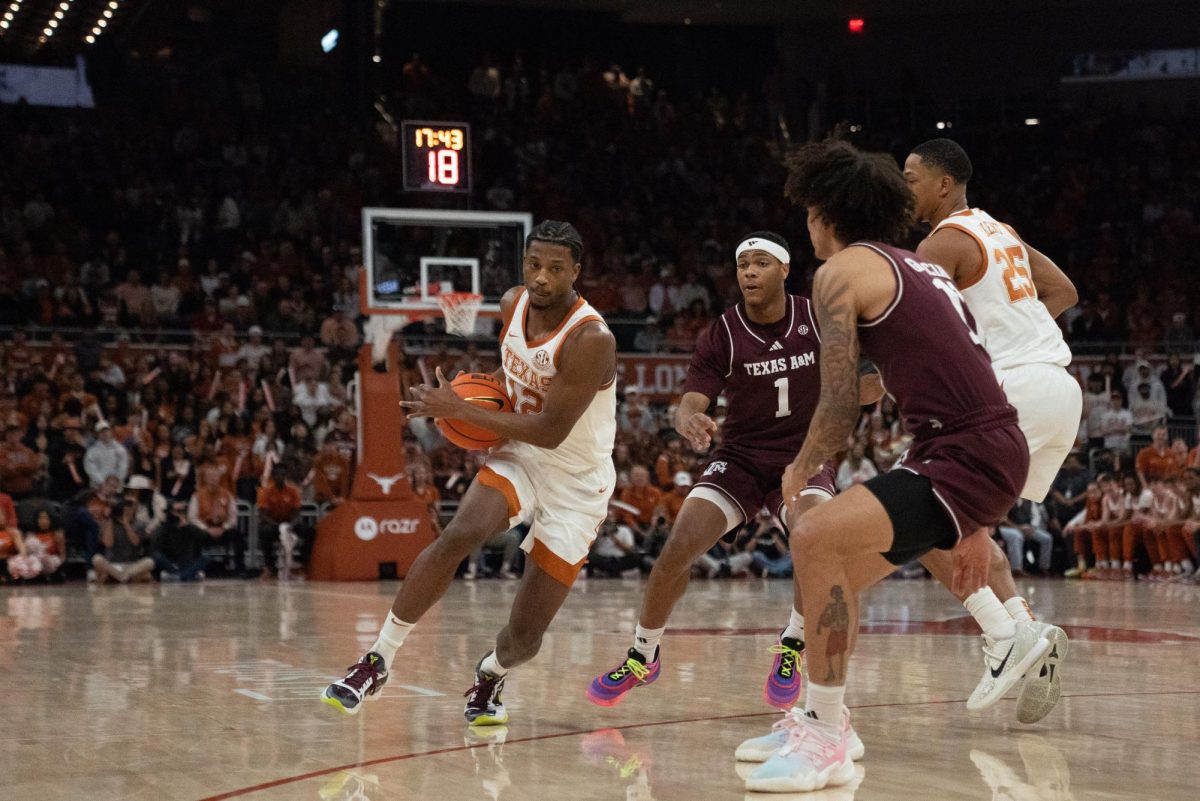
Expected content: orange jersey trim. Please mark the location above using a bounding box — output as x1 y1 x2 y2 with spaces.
477 467 521 519
524 295 587 348
936 223 989 290
528 538 586 587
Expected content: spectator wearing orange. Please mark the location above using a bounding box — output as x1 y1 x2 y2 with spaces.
618 465 662 536
220 417 262 501
0 490 37 580
659 471 692 525
410 465 442 536
257 463 307 578
1135 427 1179 487
1118 476 1157 580
188 463 243 576
311 440 351 506
1064 481 1105 578
0 423 42 499
289 334 328 380
654 438 688 488
1091 475 1133 579
1141 479 1194 581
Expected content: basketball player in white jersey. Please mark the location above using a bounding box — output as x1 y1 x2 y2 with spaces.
323 221 617 725
904 139 1081 722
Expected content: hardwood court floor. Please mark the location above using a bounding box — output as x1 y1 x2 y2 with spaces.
2 575 1198 801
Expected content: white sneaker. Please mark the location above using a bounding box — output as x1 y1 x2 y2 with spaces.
86 569 97 583
744 710 856 793
735 708 864 762
1015 624 1068 724
967 621 1052 711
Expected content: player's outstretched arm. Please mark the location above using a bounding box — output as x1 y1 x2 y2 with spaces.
674 391 716 451
403 321 616 450
782 260 862 500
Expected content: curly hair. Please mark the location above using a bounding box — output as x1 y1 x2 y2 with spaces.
784 140 914 246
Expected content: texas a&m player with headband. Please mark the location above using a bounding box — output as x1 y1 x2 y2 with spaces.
323 221 617 726
587 232 879 749
904 139 1077 722
741 140 1049 793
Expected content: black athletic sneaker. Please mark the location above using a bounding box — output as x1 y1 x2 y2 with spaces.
464 653 509 725
322 652 389 715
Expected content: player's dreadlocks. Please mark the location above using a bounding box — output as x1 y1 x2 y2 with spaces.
527 220 584 264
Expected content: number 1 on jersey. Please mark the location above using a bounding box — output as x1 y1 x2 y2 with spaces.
774 376 791 418
931 277 985 347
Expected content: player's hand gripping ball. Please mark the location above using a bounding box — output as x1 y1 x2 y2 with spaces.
438 372 513 449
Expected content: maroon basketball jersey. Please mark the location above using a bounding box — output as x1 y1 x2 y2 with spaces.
684 295 822 468
853 242 1014 434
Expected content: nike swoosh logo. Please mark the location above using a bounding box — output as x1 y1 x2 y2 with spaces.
990 644 1014 678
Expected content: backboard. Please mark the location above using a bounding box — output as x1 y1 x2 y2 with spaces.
361 208 531 321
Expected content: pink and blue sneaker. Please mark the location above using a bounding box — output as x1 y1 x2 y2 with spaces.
586 647 660 707
764 635 805 709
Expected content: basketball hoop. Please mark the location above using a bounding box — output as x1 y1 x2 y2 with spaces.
437 291 484 336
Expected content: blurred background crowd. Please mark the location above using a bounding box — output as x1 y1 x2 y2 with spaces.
2 0 1198 584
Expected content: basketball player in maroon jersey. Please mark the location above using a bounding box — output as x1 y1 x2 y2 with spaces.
587 232 878 741
743 140 1050 793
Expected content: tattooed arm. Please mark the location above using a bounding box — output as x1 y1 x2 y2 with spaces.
782 262 862 500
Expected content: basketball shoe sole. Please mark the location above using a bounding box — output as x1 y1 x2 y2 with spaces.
1015 624 1068 724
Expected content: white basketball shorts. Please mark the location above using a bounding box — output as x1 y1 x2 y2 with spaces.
996 362 1083 502
477 441 616 586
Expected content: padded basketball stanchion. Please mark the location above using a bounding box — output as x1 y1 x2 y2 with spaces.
309 342 436 581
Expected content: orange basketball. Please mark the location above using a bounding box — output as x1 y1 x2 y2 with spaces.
436 372 513 450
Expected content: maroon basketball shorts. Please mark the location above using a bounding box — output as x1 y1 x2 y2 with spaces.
691 449 836 535
864 420 1029 565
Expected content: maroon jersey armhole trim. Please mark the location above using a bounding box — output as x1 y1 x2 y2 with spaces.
854 243 905 328
804 296 821 343
719 316 735 378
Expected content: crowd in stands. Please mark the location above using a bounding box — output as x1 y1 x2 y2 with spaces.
1 49 1199 583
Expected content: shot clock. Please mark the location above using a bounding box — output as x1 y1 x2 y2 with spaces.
401 121 472 192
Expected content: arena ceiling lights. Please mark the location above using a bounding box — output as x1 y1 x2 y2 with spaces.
0 0 25 35
85 0 121 44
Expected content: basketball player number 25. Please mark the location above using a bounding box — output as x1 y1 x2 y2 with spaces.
932 278 984 346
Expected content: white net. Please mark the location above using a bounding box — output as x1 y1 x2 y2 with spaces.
437 291 484 336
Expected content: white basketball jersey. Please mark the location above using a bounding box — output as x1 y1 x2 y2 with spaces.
499 289 616 472
932 208 1072 372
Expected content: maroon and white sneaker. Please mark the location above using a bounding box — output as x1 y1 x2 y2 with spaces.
322 651 389 715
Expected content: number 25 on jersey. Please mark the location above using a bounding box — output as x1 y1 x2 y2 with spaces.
996 246 1036 303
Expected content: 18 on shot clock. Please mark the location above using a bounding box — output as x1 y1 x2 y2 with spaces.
402 121 472 193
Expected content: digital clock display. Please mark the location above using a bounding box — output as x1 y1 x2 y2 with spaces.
401 121 471 193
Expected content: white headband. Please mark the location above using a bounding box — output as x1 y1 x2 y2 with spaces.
735 237 790 264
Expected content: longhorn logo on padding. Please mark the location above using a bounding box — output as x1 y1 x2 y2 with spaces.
368 472 405 495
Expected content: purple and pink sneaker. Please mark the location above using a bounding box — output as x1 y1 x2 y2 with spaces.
587 647 660 707
764 636 805 709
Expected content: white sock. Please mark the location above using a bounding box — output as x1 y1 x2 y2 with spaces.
480 650 508 677
963 587 1016 641
1182 559 1195 573
1125 560 1135 570
1096 559 1108 569
783 609 805 643
633 624 665 662
370 613 414 665
1003 596 1035 623
804 682 845 726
